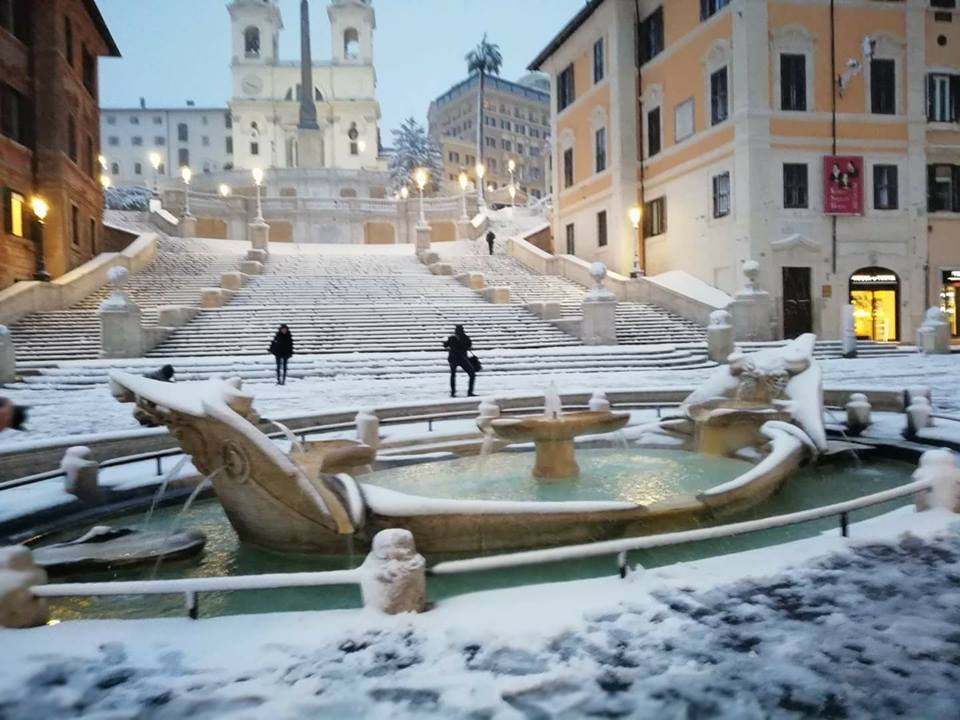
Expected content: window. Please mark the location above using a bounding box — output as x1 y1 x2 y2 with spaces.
597 211 607 247
106 116 116 125
593 38 604 84
780 54 807 111
110 162 119 175
517 143 525 155
107 136 118 146
178 148 189 166
557 64 575 112
0 1 29 43
647 107 661 157
674 98 694 142
712 172 731 218
0 84 31 147
710 67 729 125
130 116 140 125
64 16 74 67
502 139 512 152
250 142 259 156
67 114 77 161
927 74 960 123
202 136 210 147
89 218 97 253
873 165 898 210
565 223 575 254
563 147 574 188
226 136 233 154
700 0 730 20
344 27 360 60
154 136 165 146
70 204 79 247
644 197 666 236
153 116 163 125
638 7 664 65
244 26 261 57
5 190 26 237
82 49 96 97
595 127 607 173
86 136 94 178
928 164 960 212
224 113 232 129
783 163 809 209
134 162 143 175
870 58 896 115
485 136 496 148
177 123 188 142
131 136 143 146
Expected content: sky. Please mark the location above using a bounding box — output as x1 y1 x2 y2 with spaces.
96 0 585 137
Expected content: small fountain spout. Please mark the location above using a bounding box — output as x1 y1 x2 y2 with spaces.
544 381 563 420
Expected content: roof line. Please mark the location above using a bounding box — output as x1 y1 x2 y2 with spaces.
528 0 605 71
85 0 121 57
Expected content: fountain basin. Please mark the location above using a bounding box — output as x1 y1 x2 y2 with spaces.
33 526 206 572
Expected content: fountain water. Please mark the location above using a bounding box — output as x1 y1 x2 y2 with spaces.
150 467 224 578
143 455 190 529
544 381 563 420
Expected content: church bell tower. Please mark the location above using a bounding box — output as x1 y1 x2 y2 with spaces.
328 0 375 65
229 0 283 66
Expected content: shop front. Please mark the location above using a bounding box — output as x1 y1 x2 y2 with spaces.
849 267 900 342
941 269 960 337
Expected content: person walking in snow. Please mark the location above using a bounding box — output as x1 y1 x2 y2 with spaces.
0 397 27 431
144 364 175 382
486 230 496 256
269 324 294 385
443 324 477 398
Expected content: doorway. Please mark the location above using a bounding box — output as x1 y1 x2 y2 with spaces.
849 267 899 342
941 269 960 337
782 267 813 339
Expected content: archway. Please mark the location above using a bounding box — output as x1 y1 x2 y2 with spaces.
364 222 395 244
244 27 261 57
344 28 360 60
849 267 900 342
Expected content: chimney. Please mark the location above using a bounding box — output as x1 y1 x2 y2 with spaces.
139 97 146 109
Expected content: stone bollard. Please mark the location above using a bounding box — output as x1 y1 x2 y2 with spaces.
917 307 950 354
904 386 934 428
589 391 611 413
477 397 502 433
581 262 618 346
845 393 872 436
0 325 16 384
913 449 960 513
841 304 857 359
247 248 268 263
360 529 426 615
485 287 511 304
61 446 100 502
706 310 734 364
249 220 270 253
355 409 380 449
200 288 226 308
98 267 144 358
0 546 48 628
180 213 197 239
728 259 774 342
905 396 932 439
465 272 485 290
416 225 432 254
239 260 264 275
221 272 246 291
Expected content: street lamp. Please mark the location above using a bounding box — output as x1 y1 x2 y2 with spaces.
458 171 469 220
475 162 487 208
98 154 107 171
628 205 644 278
100 174 112 190
507 158 516 189
148 151 162 196
219 183 232 198
414 167 428 226
30 196 50 281
252 167 264 222
180 166 193 216
400 185 409 201
508 182 517 210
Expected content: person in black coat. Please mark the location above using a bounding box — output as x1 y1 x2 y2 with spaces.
486 230 496 255
443 324 476 397
269 324 294 385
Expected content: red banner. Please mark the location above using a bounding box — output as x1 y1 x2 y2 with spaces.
823 156 864 215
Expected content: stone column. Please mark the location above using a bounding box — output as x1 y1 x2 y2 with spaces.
98 267 144 359
249 220 271 254
0 546 48 628
728 260 773 341
581 262 618 346
360 529 426 614
706 310 735 364
0 325 16 384
180 213 197 239
416 224 432 255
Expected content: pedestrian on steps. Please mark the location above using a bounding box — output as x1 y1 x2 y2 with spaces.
443 324 477 398
486 230 496 256
269 324 294 385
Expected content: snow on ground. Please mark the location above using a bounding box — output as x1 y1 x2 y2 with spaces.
2 351 960 449
0 509 956 719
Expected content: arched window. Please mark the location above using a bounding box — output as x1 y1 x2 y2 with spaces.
244 27 261 58
343 28 360 60
348 122 360 156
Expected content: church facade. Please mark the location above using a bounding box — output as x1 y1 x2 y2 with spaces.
227 0 383 172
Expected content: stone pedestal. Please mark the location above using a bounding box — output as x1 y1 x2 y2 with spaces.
200 288 226 308
0 325 16 384
462 272 485 290
485 287 511 304
429 263 453 276
240 260 264 275
917 307 950 354
157 305 199 328
845 393 872 436
61 446 100 502
180 213 197 239
247 248 268 263
905 397 932 438
914 449 960 513
842 304 857 358
729 260 773 341
360 529 426 615
706 310 734 364
456 219 473 241
249 221 270 253
98 269 144 358
0 546 48 628
298 128 325 168
416 224 432 254
221 272 246 291
355 410 380 449
582 300 618 345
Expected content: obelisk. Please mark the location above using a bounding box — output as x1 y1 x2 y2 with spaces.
297 0 324 166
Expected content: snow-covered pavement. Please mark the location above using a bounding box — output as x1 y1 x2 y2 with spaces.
2 351 959 449
0 509 956 719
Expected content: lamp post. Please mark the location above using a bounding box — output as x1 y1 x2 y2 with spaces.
219 183 232 198
400 185 409 201
458 171 469 220
100 174 112 190
508 182 517 212
252 167 264 222
180 166 193 216
30 196 50 282
507 158 516 192
149 152 162 196
414 167 428 226
628 205 644 278
475 161 486 208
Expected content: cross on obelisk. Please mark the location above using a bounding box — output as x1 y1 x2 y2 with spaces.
298 0 319 130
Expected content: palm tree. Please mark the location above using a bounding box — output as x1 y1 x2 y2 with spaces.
465 34 503 172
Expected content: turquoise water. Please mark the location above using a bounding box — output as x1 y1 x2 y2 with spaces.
43 451 918 621
364 449 752 504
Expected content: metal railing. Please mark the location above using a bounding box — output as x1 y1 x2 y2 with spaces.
429 479 933 578
32 569 365 620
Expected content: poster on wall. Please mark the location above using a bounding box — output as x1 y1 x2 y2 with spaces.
823 156 864 215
